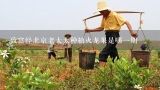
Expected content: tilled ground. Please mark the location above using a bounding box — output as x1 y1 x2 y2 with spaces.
0 70 5 90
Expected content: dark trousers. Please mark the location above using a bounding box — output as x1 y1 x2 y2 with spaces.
48 52 56 59
99 31 120 63
64 48 72 62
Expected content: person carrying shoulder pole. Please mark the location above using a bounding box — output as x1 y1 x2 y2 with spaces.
85 0 138 66
64 34 72 62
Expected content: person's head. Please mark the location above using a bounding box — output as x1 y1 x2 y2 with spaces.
52 44 55 47
99 10 110 17
97 0 110 17
64 34 71 39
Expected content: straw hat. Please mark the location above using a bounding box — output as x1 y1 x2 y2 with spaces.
97 0 109 12
64 34 71 38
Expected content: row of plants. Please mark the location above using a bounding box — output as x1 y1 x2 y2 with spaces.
0 40 59 90
1 40 160 90
60 58 160 90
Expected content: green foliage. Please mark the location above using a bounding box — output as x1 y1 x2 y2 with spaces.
61 68 95 90
113 58 151 90
144 68 160 88
0 40 28 76
9 57 30 75
94 58 152 90
144 39 152 50
55 60 67 68
7 67 58 90
158 50 160 58
0 40 16 64
94 61 117 90
31 50 35 55
1 40 16 50
1 40 159 90
0 40 59 90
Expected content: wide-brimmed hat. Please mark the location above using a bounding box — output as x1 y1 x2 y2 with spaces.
94 0 110 14
64 34 71 38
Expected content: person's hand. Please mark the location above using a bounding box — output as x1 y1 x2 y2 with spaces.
131 32 138 38
85 28 90 33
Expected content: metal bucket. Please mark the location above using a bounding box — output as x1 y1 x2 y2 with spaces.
79 50 96 69
131 50 150 67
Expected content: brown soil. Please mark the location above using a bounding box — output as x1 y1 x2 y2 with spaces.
0 70 5 90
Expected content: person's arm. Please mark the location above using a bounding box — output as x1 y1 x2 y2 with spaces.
85 27 104 33
125 21 138 38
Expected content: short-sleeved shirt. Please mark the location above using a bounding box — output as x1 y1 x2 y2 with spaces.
48 45 54 53
64 38 72 48
100 11 126 31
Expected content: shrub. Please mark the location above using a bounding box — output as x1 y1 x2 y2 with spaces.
94 58 152 90
6 67 58 90
114 58 151 90
94 61 117 90
60 67 95 90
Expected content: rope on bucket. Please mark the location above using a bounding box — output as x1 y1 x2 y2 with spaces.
79 20 95 51
78 20 97 70
130 12 151 52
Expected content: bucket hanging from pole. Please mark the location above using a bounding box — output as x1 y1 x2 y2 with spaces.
79 50 96 69
131 12 151 67
78 21 96 70
131 50 150 67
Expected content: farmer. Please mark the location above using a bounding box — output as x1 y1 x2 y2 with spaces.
63 34 72 62
85 0 138 66
48 44 56 60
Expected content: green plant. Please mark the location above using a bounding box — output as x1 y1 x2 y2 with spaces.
9 56 30 75
0 41 30 75
144 39 152 51
113 58 151 90
144 71 160 88
60 67 95 90
6 67 58 90
0 40 59 90
0 40 17 72
158 49 160 59
94 60 117 90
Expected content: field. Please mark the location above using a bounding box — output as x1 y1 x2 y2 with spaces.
0 42 160 90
